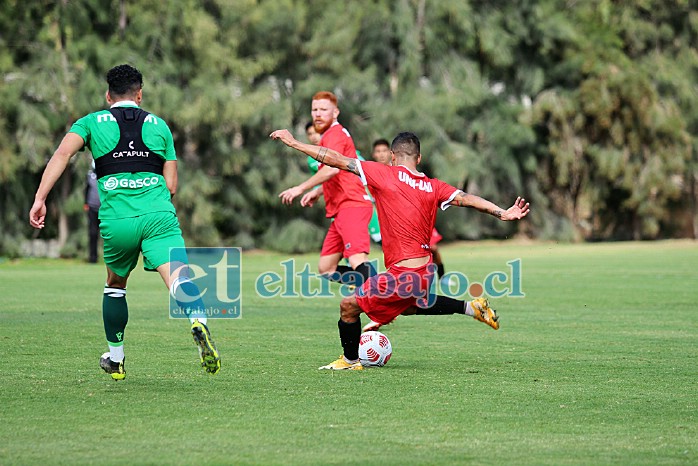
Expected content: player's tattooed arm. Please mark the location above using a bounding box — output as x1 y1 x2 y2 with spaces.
449 191 530 221
270 129 360 176
312 146 359 175
345 159 359 176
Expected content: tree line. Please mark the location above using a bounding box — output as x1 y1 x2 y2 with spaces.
1 0 696 257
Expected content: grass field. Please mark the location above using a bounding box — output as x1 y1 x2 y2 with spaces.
0 240 696 465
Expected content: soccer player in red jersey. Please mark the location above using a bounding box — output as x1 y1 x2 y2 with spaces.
270 129 530 370
279 92 376 285
371 138 447 280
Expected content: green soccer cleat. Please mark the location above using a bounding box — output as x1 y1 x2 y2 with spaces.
191 320 221 374
471 297 499 330
100 353 125 381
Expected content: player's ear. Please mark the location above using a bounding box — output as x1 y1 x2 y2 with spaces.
417 153 422 165
333 107 340 119
135 88 143 104
105 90 112 105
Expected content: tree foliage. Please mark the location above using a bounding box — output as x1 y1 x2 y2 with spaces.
1 0 695 256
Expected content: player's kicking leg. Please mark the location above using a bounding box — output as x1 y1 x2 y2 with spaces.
365 296 499 331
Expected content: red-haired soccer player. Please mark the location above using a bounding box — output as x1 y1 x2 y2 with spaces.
279 92 376 286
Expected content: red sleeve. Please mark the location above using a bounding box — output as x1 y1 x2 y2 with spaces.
433 179 461 211
356 160 391 190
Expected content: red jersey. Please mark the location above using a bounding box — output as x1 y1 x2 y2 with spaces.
357 161 459 269
319 123 371 217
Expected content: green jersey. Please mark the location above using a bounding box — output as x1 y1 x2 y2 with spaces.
307 150 363 175
307 156 320 174
69 102 177 220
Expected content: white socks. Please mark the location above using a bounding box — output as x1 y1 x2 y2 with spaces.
464 301 475 316
108 345 124 363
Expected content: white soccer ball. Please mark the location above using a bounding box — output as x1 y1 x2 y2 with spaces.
359 331 392 367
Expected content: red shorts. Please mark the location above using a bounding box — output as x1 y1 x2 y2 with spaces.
355 262 434 325
430 228 443 248
321 206 372 258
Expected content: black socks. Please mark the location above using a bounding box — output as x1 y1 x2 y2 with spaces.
338 319 362 361
415 295 465 315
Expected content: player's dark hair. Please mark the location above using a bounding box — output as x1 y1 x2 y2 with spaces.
106 64 143 97
372 138 390 150
305 121 314 131
391 132 420 158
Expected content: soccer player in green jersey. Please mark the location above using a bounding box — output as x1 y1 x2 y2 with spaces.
29 64 220 379
305 121 322 174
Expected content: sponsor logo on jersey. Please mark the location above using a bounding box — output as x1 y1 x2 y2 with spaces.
97 113 157 124
398 170 433 192
103 176 160 191
112 147 150 158
97 113 117 123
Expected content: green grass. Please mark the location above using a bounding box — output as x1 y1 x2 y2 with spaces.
0 240 696 465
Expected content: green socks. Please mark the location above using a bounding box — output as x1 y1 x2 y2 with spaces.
103 287 128 360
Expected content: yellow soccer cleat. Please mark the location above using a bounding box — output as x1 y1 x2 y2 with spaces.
471 297 499 330
100 353 126 381
318 355 364 371
191 320 221 374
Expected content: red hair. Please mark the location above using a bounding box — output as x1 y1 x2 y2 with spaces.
312 91 338 106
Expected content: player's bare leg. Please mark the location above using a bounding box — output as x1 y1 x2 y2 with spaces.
319 252 375 289
317 252 343 276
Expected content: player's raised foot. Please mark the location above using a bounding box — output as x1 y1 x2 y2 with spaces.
99 352 125 380
191 320 221 374
470 297 499 330
318 355 364 371
362 319 382 333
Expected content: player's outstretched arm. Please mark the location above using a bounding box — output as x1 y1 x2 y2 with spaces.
29 132 84 229
279 165 339 205
449 192 530 221
270 129 360 176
